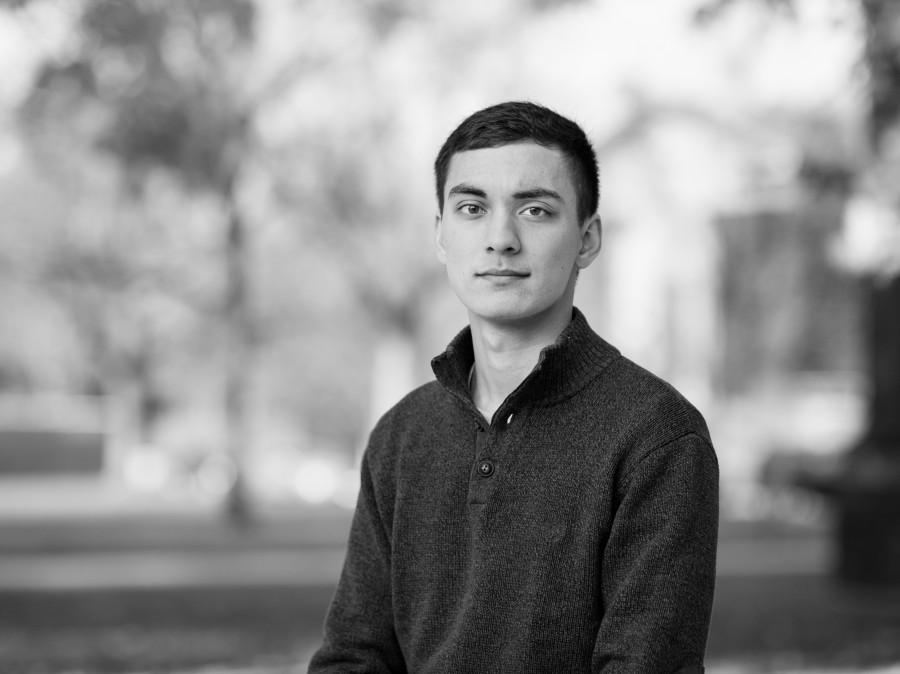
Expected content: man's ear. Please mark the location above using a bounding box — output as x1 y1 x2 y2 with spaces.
435 213 447 265
575 214 602 270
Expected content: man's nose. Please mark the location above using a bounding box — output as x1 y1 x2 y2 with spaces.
486 210 520 253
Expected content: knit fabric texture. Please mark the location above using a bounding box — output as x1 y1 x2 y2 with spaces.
309 308 719 673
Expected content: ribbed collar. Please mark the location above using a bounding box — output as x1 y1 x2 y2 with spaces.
431 307 620 419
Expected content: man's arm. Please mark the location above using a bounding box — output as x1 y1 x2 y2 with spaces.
592 432 719 673
307 450 406 673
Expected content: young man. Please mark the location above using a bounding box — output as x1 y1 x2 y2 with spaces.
309 102 718 673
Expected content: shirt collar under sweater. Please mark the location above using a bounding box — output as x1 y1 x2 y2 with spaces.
431 307 621 418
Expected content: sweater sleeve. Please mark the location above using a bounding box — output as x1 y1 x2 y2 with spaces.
307 449 407 673
592 432 719 673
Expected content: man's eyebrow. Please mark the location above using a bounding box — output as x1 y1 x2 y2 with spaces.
513 188 563 202
447 184 487 199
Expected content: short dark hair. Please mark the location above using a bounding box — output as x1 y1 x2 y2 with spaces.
434 101 599 223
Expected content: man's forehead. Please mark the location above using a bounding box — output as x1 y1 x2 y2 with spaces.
444 142 573 197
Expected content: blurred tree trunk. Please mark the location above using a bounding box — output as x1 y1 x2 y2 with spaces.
133 337 165 446
866 280 900 446
831 0 900 583
223 192 253 523
835 277 900 583
697 0 900 582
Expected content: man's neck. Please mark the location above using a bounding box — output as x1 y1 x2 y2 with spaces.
468 304 574 423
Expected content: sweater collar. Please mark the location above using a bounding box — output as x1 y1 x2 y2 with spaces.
431 307 620 413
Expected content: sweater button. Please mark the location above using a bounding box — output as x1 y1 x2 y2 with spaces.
478 459 495 477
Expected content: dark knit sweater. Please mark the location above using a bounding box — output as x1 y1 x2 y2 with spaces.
309 309 719 673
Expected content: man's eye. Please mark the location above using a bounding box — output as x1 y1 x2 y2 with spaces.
460 204 485 216
522 206 549 218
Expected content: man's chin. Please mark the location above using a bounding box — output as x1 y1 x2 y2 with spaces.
463 299 554 328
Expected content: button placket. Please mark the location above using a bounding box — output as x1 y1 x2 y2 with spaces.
478 459 495 477
469 421 498 503
475 424 489 458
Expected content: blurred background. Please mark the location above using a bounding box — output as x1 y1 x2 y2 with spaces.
1 0 899 672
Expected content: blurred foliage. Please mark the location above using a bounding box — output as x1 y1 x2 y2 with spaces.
695 0 795 23
0 0 885 485
0 0 556 461
698 0 900 183
699 0 900 444
24 0 254 189
14 0 261 457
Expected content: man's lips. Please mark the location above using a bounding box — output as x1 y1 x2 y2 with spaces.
476 269 530 277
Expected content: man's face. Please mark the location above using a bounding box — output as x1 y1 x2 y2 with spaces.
436 142 600 326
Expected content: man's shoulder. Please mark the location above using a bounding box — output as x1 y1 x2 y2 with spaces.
607 353 696 403
591 351 713 447
364 380 451 457
374 380 447 429
582 352 718 482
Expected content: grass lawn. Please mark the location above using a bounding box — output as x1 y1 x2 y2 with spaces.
707 575 900 672
1 574 899 673
0 586 333 674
